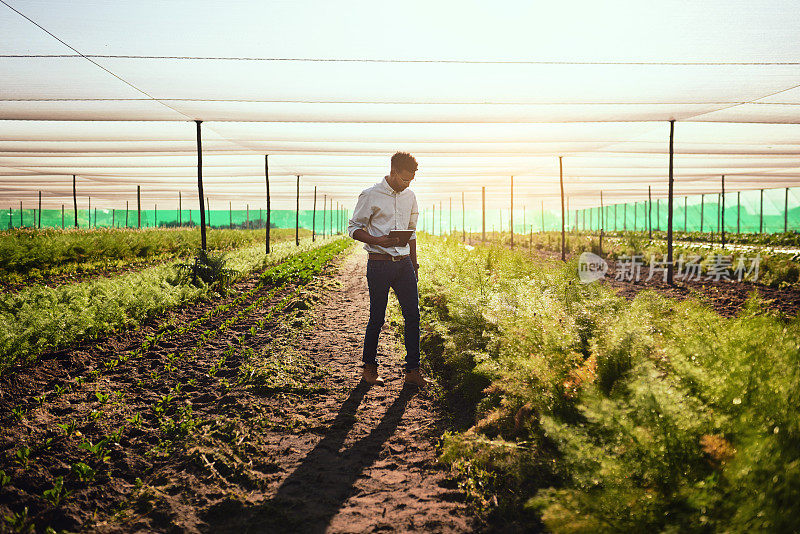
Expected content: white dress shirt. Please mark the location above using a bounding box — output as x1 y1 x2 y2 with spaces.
347 177 419 256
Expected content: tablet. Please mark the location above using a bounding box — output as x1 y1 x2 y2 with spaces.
388 230 414 247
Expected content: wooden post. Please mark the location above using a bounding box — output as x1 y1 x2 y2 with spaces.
510 176 514 249
196 120 207 251
721 175 726 248
72 175 78 228
439 200 443 235
322 194 327 238
759 188 764 233
785 187 789 233
38 191 41 229
312 186 317 242
737 191 740 234
265 155 271 253
648 186 652 239
667 119 675 284
461 191 465 241
449 196 452 236
137 185 142 230
481 187 486 240
599 191 604 254
296 175 300 246
559 156 565 261
700 193 704 232
541 199 544 233
179 191 182 226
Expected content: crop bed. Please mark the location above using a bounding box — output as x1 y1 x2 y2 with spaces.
0 238 350 533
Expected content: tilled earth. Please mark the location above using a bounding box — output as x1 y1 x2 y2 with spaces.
0 246 475 533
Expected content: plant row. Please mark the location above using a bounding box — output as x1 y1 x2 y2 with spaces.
414 237 800 532
0 227 306 287
0 236 332 375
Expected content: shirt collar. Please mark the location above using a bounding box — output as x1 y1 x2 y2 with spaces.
380 176 397 195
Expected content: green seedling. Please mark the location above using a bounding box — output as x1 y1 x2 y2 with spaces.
127 413 143 427
70 462 95 482
0 469 10 488
37 437 55 452
11 407 27 421
79 438 110 462
74 376 86 385
33 394 46 406
90 410 103 420
2 506 31 533
14 447 30 468
95 391 110 404
58 420 77 436
42 476 71 506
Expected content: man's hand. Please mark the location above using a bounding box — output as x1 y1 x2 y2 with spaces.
373 235 400 247
352 229 399 247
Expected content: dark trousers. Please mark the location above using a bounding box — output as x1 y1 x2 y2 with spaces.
363 257 420 370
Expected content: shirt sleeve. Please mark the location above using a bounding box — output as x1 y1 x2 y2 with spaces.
347 190 373 238
408 193 419 240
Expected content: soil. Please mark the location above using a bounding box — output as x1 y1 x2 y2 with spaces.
0 246 476 533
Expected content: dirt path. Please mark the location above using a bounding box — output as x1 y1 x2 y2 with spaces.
208 248 475 533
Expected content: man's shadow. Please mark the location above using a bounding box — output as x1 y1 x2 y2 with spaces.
203 382 417 534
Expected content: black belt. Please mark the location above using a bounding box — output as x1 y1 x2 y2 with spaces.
368 253 410 262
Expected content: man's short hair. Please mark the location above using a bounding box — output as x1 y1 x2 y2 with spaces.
391 152 418 173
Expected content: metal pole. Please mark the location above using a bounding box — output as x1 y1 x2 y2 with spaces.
667 119 675 284
61 204 64 229
322 194 327 238
206 197 210 229
154 204 157 228
265 155 271 253
737 191 740 234
247 204 250 229
19 201 22 228
760 188 764 233
599 191 604 254
73 175 78 228
312 186 317 242
125 201 129 228
449 196 452 236
229 201 233 229
481 187 486 240
510 176 514 249
684 196 687 232
559 157 565 261
439 200 443 235
296 175 300 246
196 120 207 251
88 196 91 228
38 191 41 229
112 208 115 228
137 185 142 229
179 191 182 226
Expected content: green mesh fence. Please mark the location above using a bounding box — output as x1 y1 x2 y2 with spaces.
0 207 351 234
3 186 798 236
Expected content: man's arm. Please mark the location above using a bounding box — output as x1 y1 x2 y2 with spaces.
348 189 400 247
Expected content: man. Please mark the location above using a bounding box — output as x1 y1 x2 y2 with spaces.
347 152 432 387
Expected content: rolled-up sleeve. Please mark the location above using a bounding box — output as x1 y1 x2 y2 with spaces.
408 194 419 240
347 191 373 238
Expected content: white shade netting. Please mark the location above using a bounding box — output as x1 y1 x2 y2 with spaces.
2 0 800 211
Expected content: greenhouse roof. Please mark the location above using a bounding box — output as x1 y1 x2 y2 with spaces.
2 0 800 210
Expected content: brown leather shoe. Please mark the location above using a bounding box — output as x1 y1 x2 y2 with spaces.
362 364 384 386
404 368 433 387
